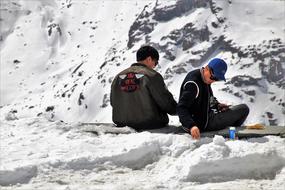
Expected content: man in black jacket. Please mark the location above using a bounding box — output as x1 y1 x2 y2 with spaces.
111 45 177 131
177 58 249 139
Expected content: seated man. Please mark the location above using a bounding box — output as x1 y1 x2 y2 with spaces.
111 45 177 131
177 58 249 139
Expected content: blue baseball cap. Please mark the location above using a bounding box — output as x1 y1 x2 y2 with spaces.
208 58 227 81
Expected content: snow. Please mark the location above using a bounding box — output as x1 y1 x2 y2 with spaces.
1 0 285 189
220 0 285 46
0 118 285 189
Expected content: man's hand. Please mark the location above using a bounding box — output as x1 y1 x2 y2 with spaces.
218 103 229 112
190 126 200 139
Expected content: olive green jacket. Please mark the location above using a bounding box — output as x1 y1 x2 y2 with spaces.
111 63 177 130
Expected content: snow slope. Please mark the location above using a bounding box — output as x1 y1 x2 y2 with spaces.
0 0 284 125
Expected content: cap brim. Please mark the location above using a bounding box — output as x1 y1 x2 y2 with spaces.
217 75 226 82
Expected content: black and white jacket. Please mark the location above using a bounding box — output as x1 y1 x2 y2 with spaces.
177 69 218 132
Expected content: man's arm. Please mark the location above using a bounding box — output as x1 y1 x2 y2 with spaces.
209 86 229 112
147 73 177 115
213 97 230 112
177 82 199 133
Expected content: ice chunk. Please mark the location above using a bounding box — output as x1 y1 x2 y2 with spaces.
213 135 226 146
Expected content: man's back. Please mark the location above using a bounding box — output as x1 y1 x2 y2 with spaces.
111 63 177 130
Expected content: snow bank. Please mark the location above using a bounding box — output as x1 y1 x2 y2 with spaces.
186 136 285 183
1 118 284 189
155 135 285 184
0 165 37 186
49 133 162 170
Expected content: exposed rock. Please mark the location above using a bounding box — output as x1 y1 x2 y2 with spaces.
128 0 209 49
127 5 157 48
228 75 261 87
5 110 18 121
45 106 54 112
260 57 285 88
13 59 21 64
242 90 256 96
78 93 85 106
47 23 62 36
154 0 208 22
101 94 109 108
266 112 277 125
233 92 242 98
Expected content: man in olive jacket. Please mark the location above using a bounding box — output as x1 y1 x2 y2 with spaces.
111 45 177 131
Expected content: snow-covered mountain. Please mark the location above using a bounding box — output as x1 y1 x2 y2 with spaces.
0 0 284 125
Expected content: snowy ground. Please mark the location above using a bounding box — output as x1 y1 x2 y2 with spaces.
1 117 285 190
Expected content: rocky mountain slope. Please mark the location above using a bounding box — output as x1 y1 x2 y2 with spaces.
0 0 284 125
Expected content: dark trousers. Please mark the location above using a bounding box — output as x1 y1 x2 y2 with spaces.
146 104 249 134
206 104 249 131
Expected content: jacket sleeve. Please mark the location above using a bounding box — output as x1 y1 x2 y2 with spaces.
147 73 177 115
177 81 198 131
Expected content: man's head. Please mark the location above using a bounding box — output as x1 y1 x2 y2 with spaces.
203 58 227 84
136 45 159 69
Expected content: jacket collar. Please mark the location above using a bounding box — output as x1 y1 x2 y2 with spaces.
131 63 147 68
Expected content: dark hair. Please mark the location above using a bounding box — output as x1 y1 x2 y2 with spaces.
136 45 159 62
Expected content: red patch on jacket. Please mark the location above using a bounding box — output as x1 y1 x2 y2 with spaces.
118 72 143 92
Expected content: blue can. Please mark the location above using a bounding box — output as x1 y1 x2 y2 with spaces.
229 127 236 140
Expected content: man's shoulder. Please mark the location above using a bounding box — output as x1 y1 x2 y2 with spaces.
119 64 158 77
187 68 200 75
185 69 201 80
